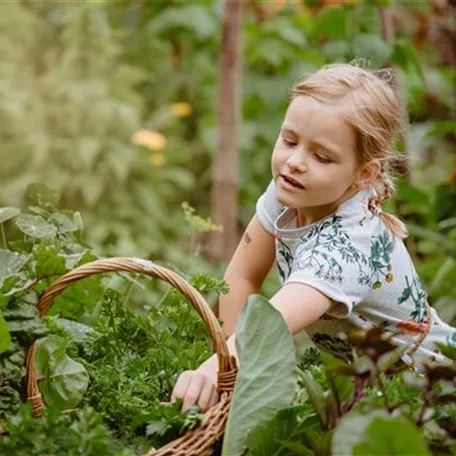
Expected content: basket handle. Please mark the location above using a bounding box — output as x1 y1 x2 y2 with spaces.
26 257 237 416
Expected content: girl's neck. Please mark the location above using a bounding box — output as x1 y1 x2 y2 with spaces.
296 185 362 227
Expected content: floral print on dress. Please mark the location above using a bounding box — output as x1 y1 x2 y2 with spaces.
447 332 456 349
276 236 293 283
370 230 394 289
291 215 370 285
397 274 428 323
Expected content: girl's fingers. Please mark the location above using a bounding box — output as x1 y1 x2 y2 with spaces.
182 374 204 412
207 388 219 410
171 370 192 403
171 371 219 412
197 377 216 411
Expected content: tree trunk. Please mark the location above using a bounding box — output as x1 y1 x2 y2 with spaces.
379 2 412 181
210 0 244 262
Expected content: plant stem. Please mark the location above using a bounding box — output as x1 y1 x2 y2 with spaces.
328 375 342 418
155 286 172 309
1 224 7 249
190 229 196 254
416 390 431 427
25 273 62 291
376 371 391 411
123 280 135 304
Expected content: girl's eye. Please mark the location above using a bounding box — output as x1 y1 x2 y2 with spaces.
315 154 332 164
282 137 297 147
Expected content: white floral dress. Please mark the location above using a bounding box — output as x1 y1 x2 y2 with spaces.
256 181 456 367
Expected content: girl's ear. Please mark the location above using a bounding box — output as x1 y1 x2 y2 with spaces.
355 159 381 188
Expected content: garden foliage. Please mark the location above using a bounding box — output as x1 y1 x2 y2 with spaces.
0 0 455 454
0 0 454 261
1 183 455 455
0 184 226 454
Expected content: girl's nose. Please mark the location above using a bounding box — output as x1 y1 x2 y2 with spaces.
286 151 307 173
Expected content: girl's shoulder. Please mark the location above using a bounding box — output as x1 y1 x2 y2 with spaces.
256 180 285 234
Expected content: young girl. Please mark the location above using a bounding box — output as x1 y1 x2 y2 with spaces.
172 63 456 412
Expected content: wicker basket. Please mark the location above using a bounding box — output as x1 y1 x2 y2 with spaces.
25 257 238 456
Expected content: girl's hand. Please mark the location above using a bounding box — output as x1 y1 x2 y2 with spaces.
171 370 219 412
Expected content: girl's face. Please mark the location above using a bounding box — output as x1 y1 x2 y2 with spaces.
271 96 363 224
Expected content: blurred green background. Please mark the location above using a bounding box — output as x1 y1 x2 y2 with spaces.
0 0 455 320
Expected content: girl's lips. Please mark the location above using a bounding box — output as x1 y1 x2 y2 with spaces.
280 174 305 191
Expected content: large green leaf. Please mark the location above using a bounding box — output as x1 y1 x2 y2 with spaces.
56 318 96 342
222 295 297 456
33 245 67 278
0 311 11 353
35 335 89 409
353 416 430 455
0 249 28 289
49 212 79 234
321 353 354 405
15 214 57 239
25 183 60 208
0 207 21 224
300 371 331 427
332 410 388 455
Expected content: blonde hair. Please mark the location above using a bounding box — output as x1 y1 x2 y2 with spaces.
292 62 407 239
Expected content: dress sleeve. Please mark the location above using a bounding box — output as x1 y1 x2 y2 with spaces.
255 180 284 234
284 222 372 318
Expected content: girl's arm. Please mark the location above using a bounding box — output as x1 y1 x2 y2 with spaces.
172 282 333 411
217 215 276 337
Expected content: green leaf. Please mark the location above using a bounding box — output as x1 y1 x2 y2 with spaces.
247 405 311 455
313 6 348 40
15 214 57 238
49 212 79 234
377 345 408 372
353 417 430 455
300 371 327 427
278 440 315 456
436 342 456 361
25 183 60 209
146 420 169 437
429 257 456 295
0 311 11 354
425 120 456 138
55 318 96 342
222 295 297 456
321 352 354 404
352 35 392 67
321 40 351 60
62 249 94 269
403 371 428 389
148 5 216 40
33 245 67 278
332 410 389 455
0 207 21 224
35 335 89 409
0 249 28 289
391 39 425 83
377 0 393 5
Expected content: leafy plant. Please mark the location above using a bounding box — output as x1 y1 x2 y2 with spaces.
222 295 298 456
230 305 456 456
0 183 228 452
